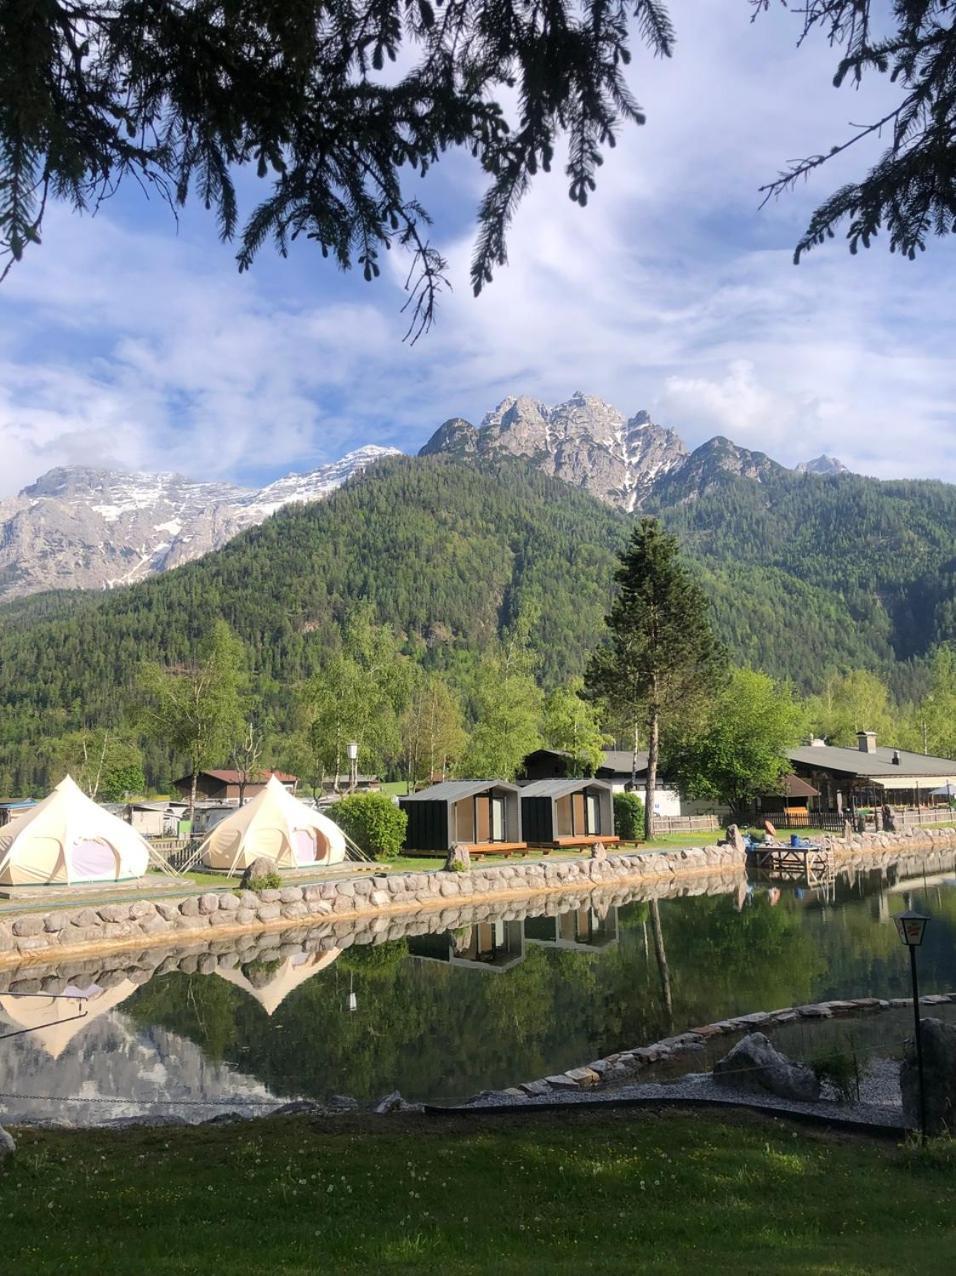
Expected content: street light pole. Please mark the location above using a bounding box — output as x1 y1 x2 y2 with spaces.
909 942 927 1144
894 909 930 1144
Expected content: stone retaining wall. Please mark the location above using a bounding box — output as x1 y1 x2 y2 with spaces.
1 825 954 969
487 990 956 1104
0 869 745 994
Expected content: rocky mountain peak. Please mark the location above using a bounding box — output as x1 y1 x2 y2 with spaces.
795 454 850 477
421 393 687 511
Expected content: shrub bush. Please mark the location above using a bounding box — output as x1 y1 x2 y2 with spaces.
247 871 282 891
331 793 407 860
810 1038 862 1103
614 791 645 841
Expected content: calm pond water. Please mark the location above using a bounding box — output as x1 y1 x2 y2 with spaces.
1 853 955 1123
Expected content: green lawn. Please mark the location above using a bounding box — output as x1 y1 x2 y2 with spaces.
1 1110 953 1274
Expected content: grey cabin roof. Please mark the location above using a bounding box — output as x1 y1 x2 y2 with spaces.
401 780 520 802
521 779 613 799
787 744 956 779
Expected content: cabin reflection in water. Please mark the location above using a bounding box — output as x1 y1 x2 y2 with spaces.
524 906 619 952
407 920 525 972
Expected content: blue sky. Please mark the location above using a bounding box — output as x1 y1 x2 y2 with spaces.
2 0 955 496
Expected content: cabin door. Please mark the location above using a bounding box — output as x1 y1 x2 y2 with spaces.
571 792 586 835
490 796 506 842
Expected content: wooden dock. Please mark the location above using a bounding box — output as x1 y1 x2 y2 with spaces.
747 842 833 888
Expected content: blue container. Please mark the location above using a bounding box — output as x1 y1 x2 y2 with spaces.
790 834 800 847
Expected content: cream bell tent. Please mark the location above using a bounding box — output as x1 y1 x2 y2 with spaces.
216 949 341 1015
0 776 152 886
198 775 347 873
0 980 139 1058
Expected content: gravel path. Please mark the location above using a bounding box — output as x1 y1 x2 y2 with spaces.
459 1058 905 1129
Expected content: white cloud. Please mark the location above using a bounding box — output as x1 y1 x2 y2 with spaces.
0 2 954 493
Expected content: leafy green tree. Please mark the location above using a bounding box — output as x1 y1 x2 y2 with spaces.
46 727 144 800
805 669 895 747
541 677 610 776
303 608 411 788
458 625 543 780
99 760 147 802
400 673 466 790
139 621 246 818
586 518 725 839
330 793 407 860
898 645 956 758
0 1 674 333
666 668 807 823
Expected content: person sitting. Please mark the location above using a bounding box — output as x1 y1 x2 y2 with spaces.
763 818 779 845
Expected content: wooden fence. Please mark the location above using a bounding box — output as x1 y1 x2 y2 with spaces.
149 838 197 872
651 814 719 834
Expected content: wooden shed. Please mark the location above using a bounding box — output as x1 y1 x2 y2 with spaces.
520 779 616 849
399 781 524 854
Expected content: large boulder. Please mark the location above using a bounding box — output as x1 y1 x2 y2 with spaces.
0 1126 14 1163
901 1017 956 1135
713 1032 821 1102
444 844 471 872
240 857 277 888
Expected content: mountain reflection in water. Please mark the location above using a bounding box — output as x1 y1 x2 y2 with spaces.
1 852 955 1122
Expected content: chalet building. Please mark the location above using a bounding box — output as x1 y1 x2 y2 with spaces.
520 748 711 818
399 780 524 853
520 779 617 849
171 769 298 802
754 774 820 825
787 733 956 810
407 921 525 973
0 798 36 828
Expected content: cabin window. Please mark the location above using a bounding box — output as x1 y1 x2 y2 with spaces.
586 792 601 835
491 796 506 841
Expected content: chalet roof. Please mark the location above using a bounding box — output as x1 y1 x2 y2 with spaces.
597 750 649 776
521 779 613 799
401 780 520 802
174 769 298 785
772 773 820 799
787 744 956 779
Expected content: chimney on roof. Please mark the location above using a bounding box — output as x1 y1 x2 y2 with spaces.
892 750 901 766
857 731 877 754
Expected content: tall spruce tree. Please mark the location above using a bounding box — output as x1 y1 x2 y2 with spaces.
586 518 724 839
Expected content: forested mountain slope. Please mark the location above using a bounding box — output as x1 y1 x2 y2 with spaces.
0 454 953 792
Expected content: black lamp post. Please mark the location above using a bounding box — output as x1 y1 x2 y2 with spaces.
894 909 930 1143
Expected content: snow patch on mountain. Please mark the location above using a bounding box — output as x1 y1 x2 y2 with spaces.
0 446 399 602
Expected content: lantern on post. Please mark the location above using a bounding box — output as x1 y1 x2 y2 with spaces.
894 909 930 1143
347 741 359 794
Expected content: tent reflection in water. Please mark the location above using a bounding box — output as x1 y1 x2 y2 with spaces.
198 776 347 874
216 949 342 1015
0 980 139 1058
0 775 152 886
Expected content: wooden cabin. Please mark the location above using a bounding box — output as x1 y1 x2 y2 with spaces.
407 920 525 972
525 906 619 952
399 780 525 855
520 779 617 849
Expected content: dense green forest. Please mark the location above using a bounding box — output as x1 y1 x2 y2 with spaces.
0 453 953 793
